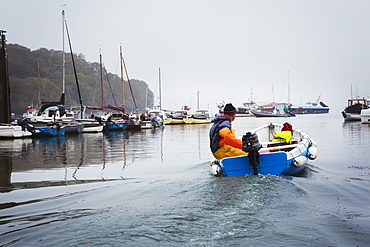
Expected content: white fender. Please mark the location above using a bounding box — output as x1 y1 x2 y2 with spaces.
211 164 222 176
293 156 307 168
308 146 318 160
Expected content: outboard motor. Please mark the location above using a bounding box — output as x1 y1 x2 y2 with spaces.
17 117 35 133
242 132 262 175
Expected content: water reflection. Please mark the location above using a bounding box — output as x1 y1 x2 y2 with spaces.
0 127 170 192
0 158 11 192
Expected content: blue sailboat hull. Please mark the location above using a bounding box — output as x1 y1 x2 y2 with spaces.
33 126 66 136
104 122 126 131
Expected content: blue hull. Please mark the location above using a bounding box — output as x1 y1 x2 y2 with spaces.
210 122 317 177
213 141 312 176
291 108 329 114
104 122 126 131
33 126 66 136
213 152 307 177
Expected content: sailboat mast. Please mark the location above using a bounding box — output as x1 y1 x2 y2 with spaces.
159 67 162 110
100 51 104 106
37 62 41 105
62 10 65 94
120 46 124 107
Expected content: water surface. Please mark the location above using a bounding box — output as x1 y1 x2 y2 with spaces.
1 113 369 246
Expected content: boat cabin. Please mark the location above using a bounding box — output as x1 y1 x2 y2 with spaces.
347 98 370 107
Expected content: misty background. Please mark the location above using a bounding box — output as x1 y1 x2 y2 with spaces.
1 0 370 113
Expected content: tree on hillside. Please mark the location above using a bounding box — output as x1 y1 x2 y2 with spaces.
7 44 154 115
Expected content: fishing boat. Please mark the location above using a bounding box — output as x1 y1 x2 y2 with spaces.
235 106 253 117
290 101 330 114
251 110 295 118
186 109 212 124
252 102 295 117
342 98 370 121
210 122 317 176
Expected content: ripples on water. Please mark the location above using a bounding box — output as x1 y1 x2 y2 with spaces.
0 114 370 246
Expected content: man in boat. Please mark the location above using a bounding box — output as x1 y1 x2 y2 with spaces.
209 103 247 159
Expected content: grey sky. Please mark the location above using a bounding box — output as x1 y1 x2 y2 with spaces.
1 0 369 113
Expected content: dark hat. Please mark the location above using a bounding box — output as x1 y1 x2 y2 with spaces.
223 103 236 115
282 122 293 132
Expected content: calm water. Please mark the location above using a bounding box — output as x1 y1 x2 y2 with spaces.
0 113 369 246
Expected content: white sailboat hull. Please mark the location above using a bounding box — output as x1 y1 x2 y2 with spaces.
0 125 32 138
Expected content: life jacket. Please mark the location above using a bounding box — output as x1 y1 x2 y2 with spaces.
273 122 293 143
209 116 231 153
272 131 292 143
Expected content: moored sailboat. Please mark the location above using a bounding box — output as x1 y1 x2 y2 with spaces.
26 10 86 136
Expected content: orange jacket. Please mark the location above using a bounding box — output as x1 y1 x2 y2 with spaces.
219 127 242 149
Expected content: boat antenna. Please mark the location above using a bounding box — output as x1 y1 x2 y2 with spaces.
65 14 83 118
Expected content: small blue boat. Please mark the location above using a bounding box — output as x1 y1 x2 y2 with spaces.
210 122 317 176
33 123 66 136
104 121 126 131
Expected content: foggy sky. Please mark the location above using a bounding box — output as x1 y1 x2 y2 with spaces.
1 0 370 113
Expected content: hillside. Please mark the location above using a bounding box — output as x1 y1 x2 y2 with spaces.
7 44 154 116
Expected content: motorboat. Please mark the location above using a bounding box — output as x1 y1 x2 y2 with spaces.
186 109 212 124
290 101 330 114
210 122 317 176
342 98 370 121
